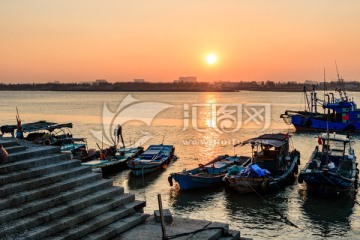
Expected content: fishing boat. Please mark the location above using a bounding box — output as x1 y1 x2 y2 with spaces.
224 133 300 194
64 138 98 162
298 132 359 196
168 155 251 191
82 146 143 175
0 120 86 153
127 144 176 176
280 75 360 133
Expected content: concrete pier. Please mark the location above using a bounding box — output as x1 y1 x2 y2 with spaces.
0 137 241 239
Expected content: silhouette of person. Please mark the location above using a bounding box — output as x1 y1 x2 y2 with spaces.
116 124 125 148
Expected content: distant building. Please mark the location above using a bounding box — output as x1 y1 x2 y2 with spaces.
304 80 318 85
179 76 197 83
95 79 108 86
134 79 145 83
53 81 60 84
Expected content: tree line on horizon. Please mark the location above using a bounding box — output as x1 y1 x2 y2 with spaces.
0 80 360 92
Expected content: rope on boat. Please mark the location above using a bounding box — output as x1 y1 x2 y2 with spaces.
243 180 300 229
319 172 341 193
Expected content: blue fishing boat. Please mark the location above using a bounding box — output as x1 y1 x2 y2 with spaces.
127 144 176 176
169 155 251 191
224 133 300 194
298 132 359 196
280 76 360 133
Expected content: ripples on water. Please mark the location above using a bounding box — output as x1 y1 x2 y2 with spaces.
1 91 360 239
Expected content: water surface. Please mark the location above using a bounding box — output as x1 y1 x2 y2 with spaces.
1 91 359 239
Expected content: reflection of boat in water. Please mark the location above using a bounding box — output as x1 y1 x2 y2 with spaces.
224 133 300 194
223 190 294 233
169 155 251 191
281 75 360 133
127 144 177 176
298 132 359 197
127 170 162 190
300 196 354 237
169 188 223 212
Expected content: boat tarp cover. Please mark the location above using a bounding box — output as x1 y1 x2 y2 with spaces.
1 121 73 133
241 133 289 148
251 164 267 177
319 133 352 143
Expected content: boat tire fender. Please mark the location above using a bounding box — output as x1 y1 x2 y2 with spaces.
294 164 299 174
298 174 303 184
43 138 51 146
297 151 301 165
168 175 173 187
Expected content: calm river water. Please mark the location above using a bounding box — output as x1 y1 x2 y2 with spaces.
1 91 360 239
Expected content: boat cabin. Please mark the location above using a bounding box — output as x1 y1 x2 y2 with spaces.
242 133 290 174
311 133 354 176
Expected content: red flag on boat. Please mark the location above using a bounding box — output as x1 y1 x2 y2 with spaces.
318 136 322 145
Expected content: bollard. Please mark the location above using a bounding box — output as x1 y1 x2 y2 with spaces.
158 194 167 240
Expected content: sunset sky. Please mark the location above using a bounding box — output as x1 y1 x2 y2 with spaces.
1 1 360 83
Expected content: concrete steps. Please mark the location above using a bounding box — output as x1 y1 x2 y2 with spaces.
79 212 150 240
0 138 148 239
0 153 71 174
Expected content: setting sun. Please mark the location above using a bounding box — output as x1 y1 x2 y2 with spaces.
205 53 217 65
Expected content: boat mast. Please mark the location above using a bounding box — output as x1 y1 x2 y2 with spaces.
310 85 317 114
323 68 330 115
304 86 311 112
335 61 348 101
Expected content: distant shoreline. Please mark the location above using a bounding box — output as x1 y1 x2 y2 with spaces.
1 80 360 92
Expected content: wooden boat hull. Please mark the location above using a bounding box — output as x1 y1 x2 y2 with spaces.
127 144 176 176
290 114 360 133
128 160 170 176
82 147 144 175
172 173 225 191
226 153 300 194
299 170 357 196
170 155 251 191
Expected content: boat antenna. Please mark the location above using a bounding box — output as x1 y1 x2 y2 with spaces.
161 135 165 145
335 61 347 101
323 68 326 101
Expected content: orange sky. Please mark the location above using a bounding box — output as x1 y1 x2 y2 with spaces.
1 1 360 83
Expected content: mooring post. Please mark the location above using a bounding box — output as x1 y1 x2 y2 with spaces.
158 194 167 240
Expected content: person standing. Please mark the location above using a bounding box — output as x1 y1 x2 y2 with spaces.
116 124 125 148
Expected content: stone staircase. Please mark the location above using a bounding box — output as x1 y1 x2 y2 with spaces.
0 138 148 240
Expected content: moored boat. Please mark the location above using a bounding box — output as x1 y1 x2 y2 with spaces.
298 132 359 197
224 133 300 194
280 76 360 133
169 155 251 191
127 144 176 176
82 146 143 175
0 120 86 154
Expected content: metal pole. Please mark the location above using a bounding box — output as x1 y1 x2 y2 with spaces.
157 194 167 240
